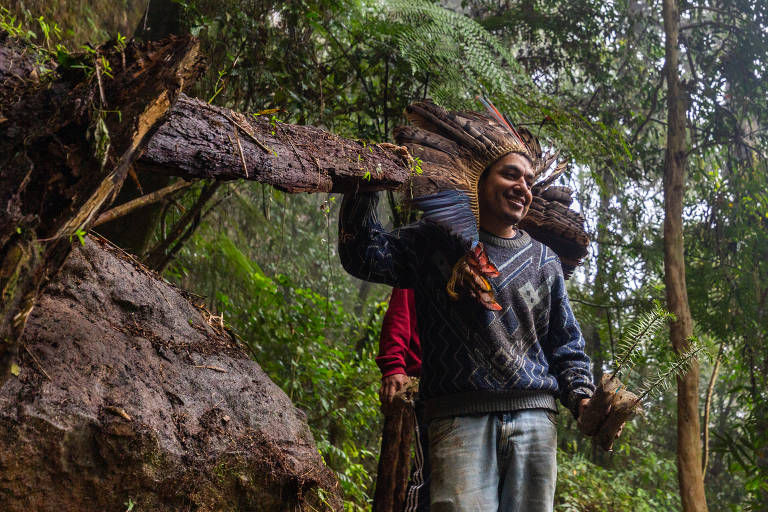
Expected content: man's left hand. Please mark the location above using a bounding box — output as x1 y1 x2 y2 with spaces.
578 397 626 439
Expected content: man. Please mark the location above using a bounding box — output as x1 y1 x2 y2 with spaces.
378 288 421 404
340 101 594 511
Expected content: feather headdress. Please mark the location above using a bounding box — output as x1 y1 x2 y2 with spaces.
394 98 588 280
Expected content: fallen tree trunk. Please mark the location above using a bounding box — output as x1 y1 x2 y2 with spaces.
0 32 204 385
0 236 342 511
138 94 413 193
0 32 348 510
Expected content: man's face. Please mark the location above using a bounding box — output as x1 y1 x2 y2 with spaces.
477 152 534 233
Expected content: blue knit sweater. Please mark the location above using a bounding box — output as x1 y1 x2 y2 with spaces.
339 192 594 419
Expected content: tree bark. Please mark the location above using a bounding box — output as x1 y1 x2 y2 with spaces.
137 94 413 193
0 236 343 511
0 32 205 385
374 378 418 512
661 1 709 510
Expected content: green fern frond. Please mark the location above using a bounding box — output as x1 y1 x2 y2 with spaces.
376 0 532 109
634 335 709 403
612 301 675 379
374 0 632 172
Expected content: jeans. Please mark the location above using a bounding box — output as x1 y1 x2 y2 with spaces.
428 409 557 512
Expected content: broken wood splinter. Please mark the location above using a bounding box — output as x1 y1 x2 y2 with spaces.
194 365 228 373
225 113 273 155
104 405 132 421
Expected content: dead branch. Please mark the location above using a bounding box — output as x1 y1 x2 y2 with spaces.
93 180 193 227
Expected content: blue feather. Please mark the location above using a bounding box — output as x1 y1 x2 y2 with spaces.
411 190 479 250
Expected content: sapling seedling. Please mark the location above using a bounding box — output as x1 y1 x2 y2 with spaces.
578 301 708 450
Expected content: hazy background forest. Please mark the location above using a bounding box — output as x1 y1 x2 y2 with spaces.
2 0 766 510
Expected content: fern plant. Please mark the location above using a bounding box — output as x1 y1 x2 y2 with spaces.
634 338 708 403
377 0 530 108
373 0 631 171
579 302 709 447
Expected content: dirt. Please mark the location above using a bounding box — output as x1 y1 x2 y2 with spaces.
0 236 341 511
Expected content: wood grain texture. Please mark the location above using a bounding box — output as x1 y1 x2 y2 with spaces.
139 94 413 193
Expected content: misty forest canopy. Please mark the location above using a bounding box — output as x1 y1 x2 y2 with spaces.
1 0 767 510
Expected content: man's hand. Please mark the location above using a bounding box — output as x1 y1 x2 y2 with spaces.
380 374 409 405
579 397 625 440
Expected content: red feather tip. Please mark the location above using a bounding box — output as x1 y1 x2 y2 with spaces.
476 96 526 146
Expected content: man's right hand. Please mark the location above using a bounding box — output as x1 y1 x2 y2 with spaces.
380 374 410 405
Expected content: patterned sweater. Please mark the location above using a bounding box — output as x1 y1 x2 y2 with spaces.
339 192 594 419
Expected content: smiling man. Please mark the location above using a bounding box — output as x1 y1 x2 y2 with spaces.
478 152 535 237
339 101 594 512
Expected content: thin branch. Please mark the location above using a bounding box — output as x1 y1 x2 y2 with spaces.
23 344 51 381
94 56 107 107
680 21 740 32
570 297 664 309
635 343 706 403
144 181 222 270
93 179 193 226
630 75 665 145
702 340 725 476
606 308 616 362
225 112 273 155
232 125 249 178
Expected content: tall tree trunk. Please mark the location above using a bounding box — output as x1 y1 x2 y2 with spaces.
661 1 708 510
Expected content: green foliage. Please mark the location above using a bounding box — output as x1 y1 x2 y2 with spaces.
635 336 710 402
206 236 384 507
556 448 680 511
379 0 631 172
380 0 527 103
0 7 37 40
601 302 710 406
2 0 144 48
12 0 768 508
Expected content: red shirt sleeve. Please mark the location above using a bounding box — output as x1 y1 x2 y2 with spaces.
377 288 421 378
